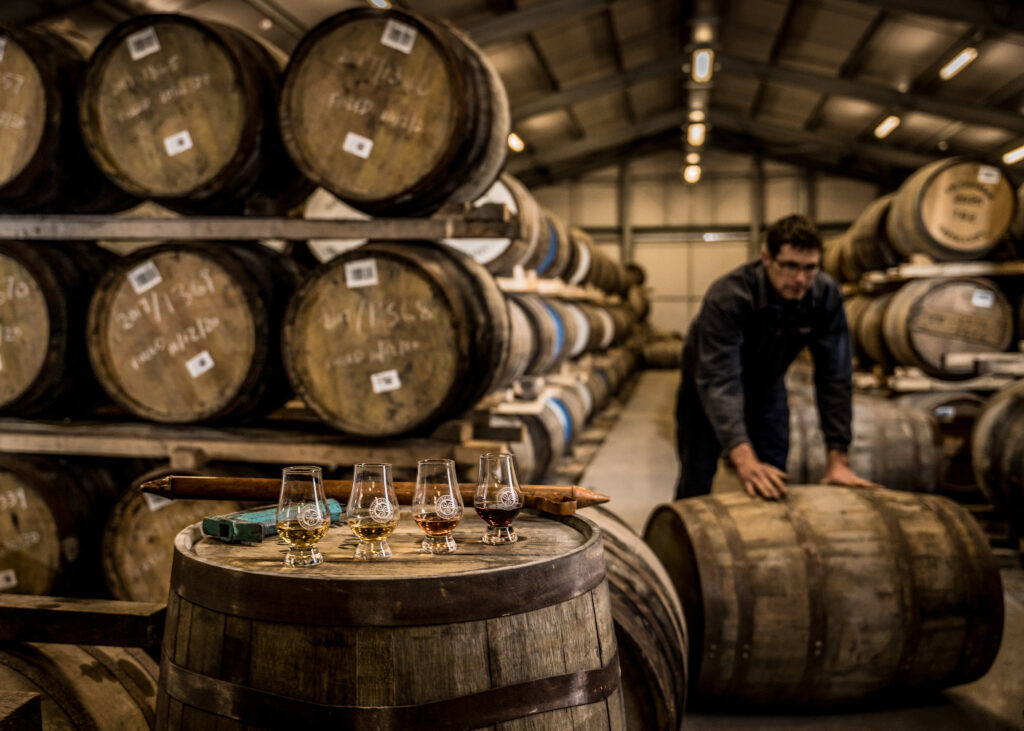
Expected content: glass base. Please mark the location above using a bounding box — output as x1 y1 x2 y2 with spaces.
481 526 518 545
283 546 323 567
354 538 392 560
420 534 458 554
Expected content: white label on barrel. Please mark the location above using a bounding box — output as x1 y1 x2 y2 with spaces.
342 132 374 159
972 289 995 308
0 38 7 63
441 239 510 265
126 27 161 61
163 130 193 157
128 260 163 294
0 569 17 591
371 369 402 393
143 492 173 512
935 406 956 421
186 350 215 378
977 165 1000 184
380 19 418 54
345 258 379 288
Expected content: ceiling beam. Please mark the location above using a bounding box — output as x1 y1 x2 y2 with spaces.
719 51 1024 135
844 0 1024 37
748 0 801 118
516 132 679 187
511 53 685 122
467 0 614 46
0 0 85 24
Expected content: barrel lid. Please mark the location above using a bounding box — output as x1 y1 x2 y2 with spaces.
0 252 50 409
171 510 606 626
0 32 46 188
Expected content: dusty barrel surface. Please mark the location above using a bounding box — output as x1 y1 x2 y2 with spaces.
0 643 158 729
584 506 688 731
157 511 624 729
0 455 117 596
81 14 309 213
643 486 1004 708
87 243 300 423
0 25 133 213
787 394 940 492
283 241 510 436
280 7 508 217
885 157 1016 261
0 242 113 416
881 277 1013 379
971 380 1024 534
843 194 899 276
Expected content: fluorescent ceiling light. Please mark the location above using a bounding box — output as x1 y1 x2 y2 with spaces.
1002 143 1024 165
507 132 525 152
683 165 702 184
687 123 706 147
692 48 714 83
939 47 978 80
874 115 900 139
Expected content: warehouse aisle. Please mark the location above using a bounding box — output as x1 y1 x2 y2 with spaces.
580 368 1024 730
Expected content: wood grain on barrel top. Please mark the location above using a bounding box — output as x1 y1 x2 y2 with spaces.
85 20 246 197
90 249 256 421
282 14 458 200
0 36 44 187
0 254 48 407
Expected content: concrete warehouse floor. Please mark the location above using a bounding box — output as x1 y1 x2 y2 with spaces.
580 369 1024 730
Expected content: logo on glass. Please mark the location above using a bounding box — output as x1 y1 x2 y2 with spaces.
435 494 458 518
370 496 394 522
498 487 518 508
298 504 322 529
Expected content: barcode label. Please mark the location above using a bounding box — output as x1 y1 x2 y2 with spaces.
345 258 379 288
144 492 173 512
972 289 995 308
0 569 16 591
977 165 1000 184
0 37 8 63
186 350 215 378
371 369 402 393
163 130 193 157
343 132 374 159
380 19 418 54
128 260 163 294
126 27 161 61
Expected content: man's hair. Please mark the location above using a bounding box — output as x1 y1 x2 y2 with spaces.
764 214 822 257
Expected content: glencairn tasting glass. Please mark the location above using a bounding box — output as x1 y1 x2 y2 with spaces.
346 463 399 560
413 459 463 554
276 465 330 567
474 453 524 545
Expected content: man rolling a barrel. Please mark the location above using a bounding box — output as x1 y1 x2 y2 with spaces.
675 214 880 500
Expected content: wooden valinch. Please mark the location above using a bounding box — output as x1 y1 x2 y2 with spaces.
141 475 609 516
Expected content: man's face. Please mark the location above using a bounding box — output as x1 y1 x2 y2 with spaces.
762 243 821 301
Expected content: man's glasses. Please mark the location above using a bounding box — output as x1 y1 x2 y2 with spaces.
772 259 820 275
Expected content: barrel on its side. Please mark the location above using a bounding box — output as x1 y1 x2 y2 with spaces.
881 277 1013 379
280 7 508 217
87 243 299 423
885 157 1016 261
898 391 986 498
644 486 1003 707
972 380 1024 534
0 643 158 729
81 14 311 214
156 512 624 729
854 291 896 368
585 506 688 731
843 194 899 276
537 209 575 280
283 241 510 436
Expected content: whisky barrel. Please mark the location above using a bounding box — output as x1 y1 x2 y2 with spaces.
87 242 301 423
280 8 509 217
0 26 134 213
157 512 625 729
885 158 1016 261
442 173 545 275
854 291 896 368
537 209 574 280
972 380 1024 534
0 456 117 596
101 464 257 603
282 241 510 436
0 644 157 729
843 194 900 276
494 295 538 389
301 187 369 264
787 394 940 491
81 14 310 214
584 507 688 731
1011 182 1024 243
881 277 1013 379
643 486 1003 707
898 391 986 497
821 238 844 282
508 293 576 376
643 338 684 369
0 242 113 417
842 294 871 366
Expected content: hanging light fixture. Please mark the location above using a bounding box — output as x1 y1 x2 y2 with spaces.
691 48 714 83
939 47 978 80
687 123 706 147
683 165 702 184
874 115 901 139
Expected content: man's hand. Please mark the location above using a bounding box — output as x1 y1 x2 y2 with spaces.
729 443 789 500
822 449 884 489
